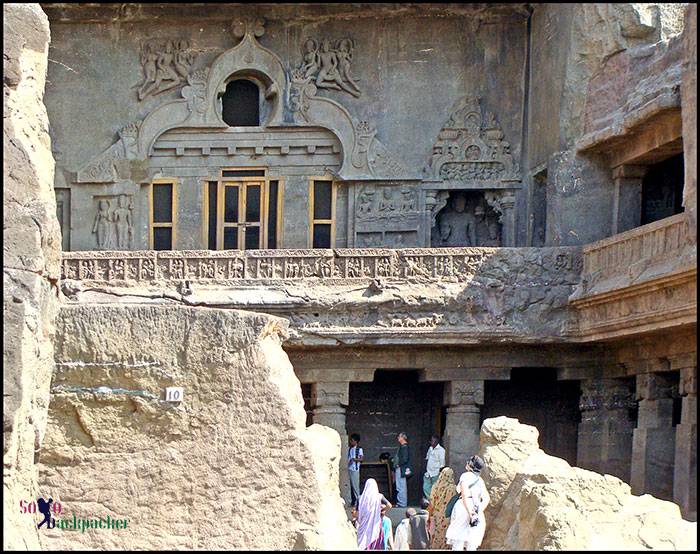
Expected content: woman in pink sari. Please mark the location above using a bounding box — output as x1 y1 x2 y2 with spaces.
356 478 392 550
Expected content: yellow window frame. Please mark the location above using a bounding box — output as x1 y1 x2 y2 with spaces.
149 178 177 250
308 176 337 249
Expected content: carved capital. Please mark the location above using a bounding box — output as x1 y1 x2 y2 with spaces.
635 372 676 401
679 366 698 397
311 381 349 408
579 378 635 412
443 379 484 407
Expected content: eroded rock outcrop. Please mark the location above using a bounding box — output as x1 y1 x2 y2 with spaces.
3 3 60 550
38 305 357 550
480 416 697 550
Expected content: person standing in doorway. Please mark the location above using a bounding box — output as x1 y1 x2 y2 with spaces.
393 432 411 508
348 433 364 507
423 434 446 501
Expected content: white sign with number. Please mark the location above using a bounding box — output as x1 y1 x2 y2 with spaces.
165 387 184 402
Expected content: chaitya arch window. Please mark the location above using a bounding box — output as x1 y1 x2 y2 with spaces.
221 79 260 126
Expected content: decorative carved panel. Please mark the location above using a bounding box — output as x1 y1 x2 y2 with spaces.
426 96 520 187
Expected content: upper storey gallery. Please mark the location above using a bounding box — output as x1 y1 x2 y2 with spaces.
43 4 686 253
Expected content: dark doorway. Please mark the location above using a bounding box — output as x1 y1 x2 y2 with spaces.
641 153 685 225
346 370 445 506
481 368 581 465
221 79 260 126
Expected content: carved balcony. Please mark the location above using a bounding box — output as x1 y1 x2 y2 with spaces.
570 213 697 341
60 247 583 346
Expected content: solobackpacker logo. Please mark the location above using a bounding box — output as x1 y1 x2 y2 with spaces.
20 498 130 532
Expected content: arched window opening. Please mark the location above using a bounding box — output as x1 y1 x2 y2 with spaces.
221 79 260 126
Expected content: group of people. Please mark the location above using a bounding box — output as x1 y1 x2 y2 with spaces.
348 432 490 550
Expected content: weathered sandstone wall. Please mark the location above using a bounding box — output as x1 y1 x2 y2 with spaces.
38 304 356 550
3 3 60 550
681 3 697 240
479 416 697 550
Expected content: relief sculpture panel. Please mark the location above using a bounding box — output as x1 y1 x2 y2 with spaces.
354 184 420 247
295 37 361 98
136 39 197 101
91 194 134 250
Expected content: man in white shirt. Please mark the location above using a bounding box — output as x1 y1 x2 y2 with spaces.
348 433 363 507
423 434 446 500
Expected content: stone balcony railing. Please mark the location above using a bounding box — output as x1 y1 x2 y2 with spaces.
61 247 581 284
570 213 697 341
60 247 584 346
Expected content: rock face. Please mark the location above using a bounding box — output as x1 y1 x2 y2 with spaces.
38 304 357 550
3 3 60 550
682 3 697 240
479 416 697 550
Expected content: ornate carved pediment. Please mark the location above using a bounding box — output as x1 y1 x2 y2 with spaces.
427 96 520 186
74 18 418 184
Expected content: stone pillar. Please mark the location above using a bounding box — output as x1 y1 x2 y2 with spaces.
631 372 676 500
500 194 517 246
311 381 351 505
577 378 635 482
611 165 647 234
443 380 484 476
674 365 697 521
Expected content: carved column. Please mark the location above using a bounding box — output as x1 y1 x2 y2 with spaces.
611 165 647 234
500 194 516 246
577 378 635 482
443 380 484 476
674 365 697 521
311 381 351 505
631 372 676 500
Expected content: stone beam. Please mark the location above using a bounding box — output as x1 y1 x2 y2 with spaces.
295 368 376 384
608 109 683 168
557 364 628 381
419 367 511 382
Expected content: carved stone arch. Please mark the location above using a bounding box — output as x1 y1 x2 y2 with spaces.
76 23 417 184
205 30 287 127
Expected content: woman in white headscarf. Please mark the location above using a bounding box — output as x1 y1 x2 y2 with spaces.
445 456 490 551
356 478 392 550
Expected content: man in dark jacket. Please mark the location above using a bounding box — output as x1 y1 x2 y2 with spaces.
393 432 411 507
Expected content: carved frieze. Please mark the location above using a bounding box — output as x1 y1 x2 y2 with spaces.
62 247 582 284
136 39 197 101
427 96 520 186
295 37 361 98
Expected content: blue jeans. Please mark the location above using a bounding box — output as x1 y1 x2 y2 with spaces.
395 467 407 507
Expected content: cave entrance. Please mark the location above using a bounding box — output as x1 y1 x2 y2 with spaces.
346 370 445 505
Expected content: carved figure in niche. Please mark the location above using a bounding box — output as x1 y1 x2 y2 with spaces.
474 204 501 247
92 199 113 249
435 192 477 246
357 189 375 217
295 37 361 98
113 194 133 249
400 188 417 212
378 188 397 213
